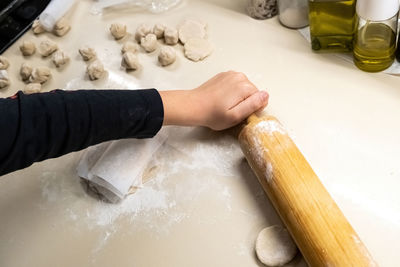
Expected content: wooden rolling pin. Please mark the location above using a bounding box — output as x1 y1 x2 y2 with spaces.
239 114 377 267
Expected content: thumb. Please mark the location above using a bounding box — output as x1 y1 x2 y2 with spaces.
229 90 269 121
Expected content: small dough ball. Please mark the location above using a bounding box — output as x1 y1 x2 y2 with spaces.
29 67 51 84
153 23 166 39
39 39 58 57
158 46 176 66
32 19 45 34
135 23 152 42
140 34 158 53
121 41 139 54
79 46 97 61
53 18 71 37
0 70 10 89
52 50 70 67
110 23 127 40
0 56 10 70
164 27 179 45
178 19 206 44
121 52 140 70
184 38 213 62
20 63 33 81
23 83 42 94
255 225 298 267
19 41 36 56
87 60 105 80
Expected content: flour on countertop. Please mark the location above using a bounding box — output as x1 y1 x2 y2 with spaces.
39 127 244 253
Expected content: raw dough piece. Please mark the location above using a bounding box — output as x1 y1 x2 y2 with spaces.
52 50 70 67
255 225 298 267
32 19 45 34
158 46 176 66
79 46 97 61
23 83 42 94
87 60 105 80
164 27 178 45
121 41 139 54
29 67 51 84
20 63 33 81
0 70 10 89
178 19 206 44
53 18 71 37
19 41 36 56
184 38 213 61
135 23 152 42
140 34 157 53
121 52 140 70
39 39 58 57
153 23 166 39
0 56 9 70
110 23 127 40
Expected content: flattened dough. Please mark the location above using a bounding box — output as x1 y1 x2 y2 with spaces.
184 38 213 62
178 19 206 44
255 225 298 267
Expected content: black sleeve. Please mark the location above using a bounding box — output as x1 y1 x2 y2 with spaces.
0 89 164 176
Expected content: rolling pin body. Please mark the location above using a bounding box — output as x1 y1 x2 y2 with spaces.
239 115 377 267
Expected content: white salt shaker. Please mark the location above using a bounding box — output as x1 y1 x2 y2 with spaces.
277 0 309 29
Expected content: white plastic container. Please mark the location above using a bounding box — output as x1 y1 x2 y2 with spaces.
39 0 76 31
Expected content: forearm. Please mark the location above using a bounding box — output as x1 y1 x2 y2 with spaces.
0 89 163 176
159 90 203 127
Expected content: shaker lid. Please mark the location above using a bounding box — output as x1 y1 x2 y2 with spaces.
357 0 399 21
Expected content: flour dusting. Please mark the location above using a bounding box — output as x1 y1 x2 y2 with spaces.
255 120 287 136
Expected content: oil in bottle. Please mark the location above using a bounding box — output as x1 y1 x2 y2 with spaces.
353 0 398 72
309 0 356 52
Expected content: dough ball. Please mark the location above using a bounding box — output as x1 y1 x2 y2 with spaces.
135 23 152 42
158 46 176 66
140 33 158 53
0 70 10 89
153 23 166 39
29 67 51 84
110 23 127 40
19 41 36 56
178 19 206 44
0 56 10 70
23 83 42 94
39 39 58 57
255 225 298 267
121 52 140 70
121 41 139 54
32 19 45 34
164 27 179 45
20 63 33 81
53 18 71 37
87 60 105 80
184 38 213 62
52 50 70 67
79 46 97 61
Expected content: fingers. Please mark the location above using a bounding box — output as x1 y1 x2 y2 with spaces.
228 90 269 124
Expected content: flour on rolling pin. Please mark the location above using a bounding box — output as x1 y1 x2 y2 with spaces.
247 119 289 182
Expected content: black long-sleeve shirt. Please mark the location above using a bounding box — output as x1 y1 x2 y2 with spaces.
0 89 164 176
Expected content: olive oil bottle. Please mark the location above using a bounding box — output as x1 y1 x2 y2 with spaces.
353 0 398 72
309 0 357 52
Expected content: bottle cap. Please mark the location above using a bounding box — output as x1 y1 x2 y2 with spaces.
357 0 399 21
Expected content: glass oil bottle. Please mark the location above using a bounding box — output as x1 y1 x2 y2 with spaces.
309 0 357 52
353 0 399 72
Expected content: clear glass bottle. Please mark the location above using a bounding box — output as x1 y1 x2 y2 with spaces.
353 0 399 72
309 0 357 52
277 0 309 29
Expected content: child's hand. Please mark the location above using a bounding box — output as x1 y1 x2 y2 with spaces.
160 71 269 130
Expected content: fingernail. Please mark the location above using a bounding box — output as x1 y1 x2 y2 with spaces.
260 91 269 102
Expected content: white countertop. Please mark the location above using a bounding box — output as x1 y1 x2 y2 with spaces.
0 0 399 266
